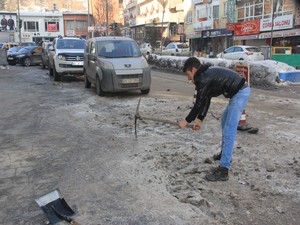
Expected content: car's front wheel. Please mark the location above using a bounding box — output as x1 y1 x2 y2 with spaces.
53 67 61 81
141 89 150 94
84 71 91 88
96 76 105 96
23 57 31 67
49 65 53 76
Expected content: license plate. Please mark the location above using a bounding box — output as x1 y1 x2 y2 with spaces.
122 78 139 84
72 61 83 66
8 57 13 60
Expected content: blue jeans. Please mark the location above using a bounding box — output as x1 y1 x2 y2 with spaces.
220 87 251 169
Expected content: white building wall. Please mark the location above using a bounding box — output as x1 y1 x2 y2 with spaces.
20 12 64 42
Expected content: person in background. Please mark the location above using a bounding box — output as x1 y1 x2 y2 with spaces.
1 15 8 31
178 57 251 182
7 15 15 30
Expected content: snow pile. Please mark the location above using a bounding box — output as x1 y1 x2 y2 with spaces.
147 54 299 88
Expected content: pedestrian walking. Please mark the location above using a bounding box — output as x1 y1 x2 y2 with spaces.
178 57 251 181
1 15 8 31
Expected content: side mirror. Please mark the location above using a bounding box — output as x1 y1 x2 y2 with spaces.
89 54 95 61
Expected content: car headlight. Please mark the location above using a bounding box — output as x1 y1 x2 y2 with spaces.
57 55 66 60
100 61 114 70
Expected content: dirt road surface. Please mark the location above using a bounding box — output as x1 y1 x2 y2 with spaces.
0 66 299 225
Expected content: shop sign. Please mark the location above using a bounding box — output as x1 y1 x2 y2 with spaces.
202 29 232 38
260 14 293 31
234 34 259 40
234 20 260 36
235 61 250 84
259 29 300 39
226 23 235 31
66 30 75 36
193 20 213 32
47 24 57 32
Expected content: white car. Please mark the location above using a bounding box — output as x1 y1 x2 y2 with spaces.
162 42 191 56
139 43 154 57
84 37 151 96
217 45 264 61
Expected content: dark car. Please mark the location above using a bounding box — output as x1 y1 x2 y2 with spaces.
21 42 37 47
6 46 23 65
41 42 52 69
16 46 42 67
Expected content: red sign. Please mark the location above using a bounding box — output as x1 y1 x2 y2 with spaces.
235 62 250 84
47 24 57 32
226 23 235 31
234 20 260 36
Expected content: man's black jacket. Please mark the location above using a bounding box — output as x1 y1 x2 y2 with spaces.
185 66 245 123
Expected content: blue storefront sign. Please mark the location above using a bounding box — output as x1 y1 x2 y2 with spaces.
202 29 233 38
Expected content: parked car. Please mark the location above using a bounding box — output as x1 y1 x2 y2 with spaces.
139 43 154 57
84 36 151 96
162 42 191 56
21 42 37 47
216 45 264 61
41 41 52 69
1 42 20 50
6 46 23 65
48 36 86 81
15 46 42 67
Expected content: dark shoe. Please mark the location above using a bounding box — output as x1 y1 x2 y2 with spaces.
205 166 229 181
213 152 222 161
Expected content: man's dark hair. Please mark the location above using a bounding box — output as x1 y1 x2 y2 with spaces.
183 57 212 73
183 57 201 73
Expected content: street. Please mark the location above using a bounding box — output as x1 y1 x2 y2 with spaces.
0 65 300 225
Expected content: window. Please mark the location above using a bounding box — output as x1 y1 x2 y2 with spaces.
213 5 219 19
186 11 192 24
66 20 74 30
223 1 228 18
24 21 39 32
236 0 293 21
76 21 87 31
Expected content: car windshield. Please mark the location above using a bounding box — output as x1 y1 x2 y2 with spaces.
56 39 86 49
97 40 142 58
19 47 34 53
246 47 260 52
177 43 189 49
8 47 22 52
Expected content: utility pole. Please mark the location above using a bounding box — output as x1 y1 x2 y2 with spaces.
160 0 167 54
106 0 108 36
88 0 90 38
270 0 275 59
18 0 21 45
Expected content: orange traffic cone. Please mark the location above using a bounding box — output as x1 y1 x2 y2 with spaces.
237 110 251 131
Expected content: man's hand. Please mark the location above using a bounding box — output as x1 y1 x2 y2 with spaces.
193 119 202 131
178 119 188 128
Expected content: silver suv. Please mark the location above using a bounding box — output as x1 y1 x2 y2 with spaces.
48 37 86 81
84 37 151 96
